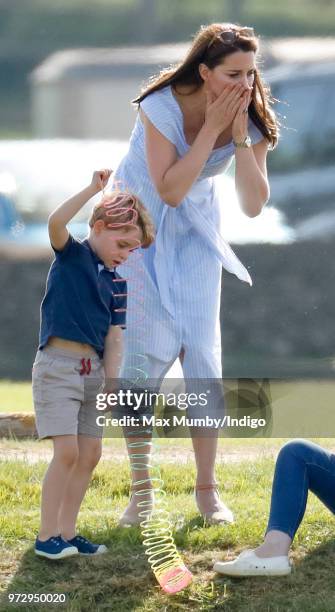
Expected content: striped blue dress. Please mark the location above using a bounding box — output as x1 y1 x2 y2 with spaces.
114 85 264 381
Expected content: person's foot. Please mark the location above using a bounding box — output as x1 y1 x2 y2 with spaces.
66 534 108 556
254 542 290 559
35 535 78 560
213 549 291 577
253 530 292 558
118 487 154 527
195 483 234 525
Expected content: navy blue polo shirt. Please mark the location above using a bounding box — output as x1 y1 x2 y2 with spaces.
39 235 127 358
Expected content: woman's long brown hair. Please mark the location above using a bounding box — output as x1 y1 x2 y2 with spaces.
133 23 279 149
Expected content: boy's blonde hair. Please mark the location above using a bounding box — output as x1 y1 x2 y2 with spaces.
89 191 155 248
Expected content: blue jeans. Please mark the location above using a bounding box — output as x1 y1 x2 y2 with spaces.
266 439 335 539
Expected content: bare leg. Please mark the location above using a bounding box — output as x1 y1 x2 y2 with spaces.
181 347 233 522
193 430 218 485
118 354 175 526
191 430 233 522
39 435 78 541
124 431 153 488
118 429 154 525
58 436 102 540
192 430 220 510
254 530 292 558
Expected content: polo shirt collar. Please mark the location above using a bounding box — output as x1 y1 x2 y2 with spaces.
83 238 103 265
83 239 116 272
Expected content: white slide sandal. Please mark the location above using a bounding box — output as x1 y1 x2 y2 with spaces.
213 549 292 577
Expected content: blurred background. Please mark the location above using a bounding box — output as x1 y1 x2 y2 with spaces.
1 0 335 380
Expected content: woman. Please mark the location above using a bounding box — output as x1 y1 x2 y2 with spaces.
214 439 335 576
113 22 279 526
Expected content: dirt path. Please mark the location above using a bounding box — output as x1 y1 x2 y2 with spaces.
0 444 280 464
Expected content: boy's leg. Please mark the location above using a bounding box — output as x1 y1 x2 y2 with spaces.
39 435 79 540
32 348 85 540
33 347 102 557
58 435 102 540
58 357 104 539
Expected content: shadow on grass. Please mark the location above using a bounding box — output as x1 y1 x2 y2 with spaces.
0 526 156 612
2 522 335 611
210 538 335 612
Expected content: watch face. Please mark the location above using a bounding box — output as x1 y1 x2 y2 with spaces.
245 136 252 146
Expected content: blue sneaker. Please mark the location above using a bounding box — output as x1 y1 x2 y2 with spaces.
35 535 78 560
67 534 108 556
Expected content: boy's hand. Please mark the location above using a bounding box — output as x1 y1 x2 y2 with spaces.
91 169 113 194
48 169 112 251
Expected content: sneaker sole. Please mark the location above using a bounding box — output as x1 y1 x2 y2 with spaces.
35 547 78 560
79 546 108 556
214 563 292 577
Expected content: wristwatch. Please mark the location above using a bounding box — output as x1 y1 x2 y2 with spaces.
233 135 251 148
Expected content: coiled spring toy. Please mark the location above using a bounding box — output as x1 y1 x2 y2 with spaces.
102 184 193 594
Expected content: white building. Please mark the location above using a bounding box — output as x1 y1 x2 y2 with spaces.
30 44 189 140
30 38 335 140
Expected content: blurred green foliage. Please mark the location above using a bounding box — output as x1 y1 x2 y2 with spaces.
1 0 335 136
0 0 335 55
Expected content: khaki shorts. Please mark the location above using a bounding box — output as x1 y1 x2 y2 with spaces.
32 346 105 439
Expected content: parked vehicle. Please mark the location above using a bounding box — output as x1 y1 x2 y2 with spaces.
2 60 334 248
0 140 293 249
267 60 335 237
0 170 87 248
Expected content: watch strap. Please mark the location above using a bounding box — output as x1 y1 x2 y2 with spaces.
233 135 251 148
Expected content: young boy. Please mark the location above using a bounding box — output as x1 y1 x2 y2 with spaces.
33 169 155 559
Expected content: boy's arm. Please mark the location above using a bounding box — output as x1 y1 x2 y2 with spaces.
103 325 124 383
48 169 112 250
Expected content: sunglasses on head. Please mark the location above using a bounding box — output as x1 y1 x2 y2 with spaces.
208 27 255 49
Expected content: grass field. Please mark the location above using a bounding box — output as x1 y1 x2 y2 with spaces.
0 455 335 611
0 382 335 610
0 382 33 413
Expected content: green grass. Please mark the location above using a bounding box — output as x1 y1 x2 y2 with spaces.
0 435 334 457
0 128 33 140
1 382 334 609
0 455 334 611
0 382 33 413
